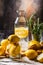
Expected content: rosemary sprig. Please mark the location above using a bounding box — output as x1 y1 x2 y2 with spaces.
27 14 43 41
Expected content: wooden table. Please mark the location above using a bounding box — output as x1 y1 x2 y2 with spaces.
0 57 43 65
0 58 32 65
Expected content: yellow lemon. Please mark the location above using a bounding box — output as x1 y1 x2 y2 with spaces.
6 43 14 55
15 27 28 38
9 44 20 57
1 39 10 50
24 49 38 60
8 34 20 43
28 40 41 50
0 46 5 56
6 43 21 57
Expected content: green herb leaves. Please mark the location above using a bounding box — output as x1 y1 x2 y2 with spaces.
27 14 43 41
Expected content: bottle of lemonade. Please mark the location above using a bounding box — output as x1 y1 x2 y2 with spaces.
14 10 29 42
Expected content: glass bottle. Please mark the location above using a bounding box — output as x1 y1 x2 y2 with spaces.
14 10 28 41
14 10 29 51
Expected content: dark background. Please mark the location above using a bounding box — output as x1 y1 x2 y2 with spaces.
0 0 43 38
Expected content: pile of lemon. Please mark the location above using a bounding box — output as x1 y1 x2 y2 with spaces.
0 34 43 63
23 40 43 63
0 34 21 58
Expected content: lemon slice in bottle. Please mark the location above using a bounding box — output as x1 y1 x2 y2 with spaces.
15 27 28 39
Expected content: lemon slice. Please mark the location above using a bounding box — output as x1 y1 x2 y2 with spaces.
15 27 28 38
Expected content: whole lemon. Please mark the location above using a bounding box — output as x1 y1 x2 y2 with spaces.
28 40 41 50
0 46 5 56
8 34 20 44
6 43 21 57
1 39 10 50
24 49 38 60
6 44 14 55
9 44 20 57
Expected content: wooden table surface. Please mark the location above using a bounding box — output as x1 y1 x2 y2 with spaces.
0 58 32 65
0 55 43 65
